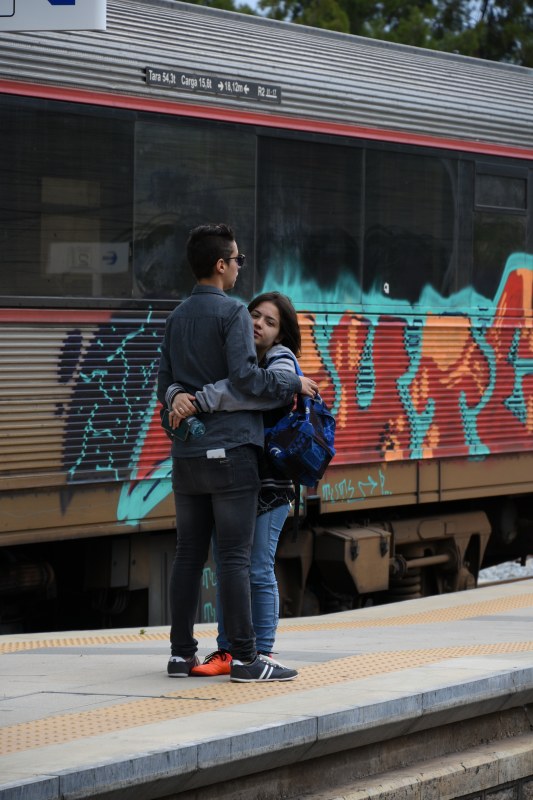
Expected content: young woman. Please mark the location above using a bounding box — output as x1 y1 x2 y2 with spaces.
190 292 305 676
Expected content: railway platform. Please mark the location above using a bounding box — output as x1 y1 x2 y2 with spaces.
1 580 533 800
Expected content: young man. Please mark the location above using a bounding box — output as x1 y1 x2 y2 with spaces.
157 223 317 682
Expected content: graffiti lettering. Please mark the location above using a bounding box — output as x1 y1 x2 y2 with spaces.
357 324 376 409
202 566 217 589
398 316 435 459
459 317 494 456
53 253 533 526
505 328 533 425
202 602 217 623
322 469 391 503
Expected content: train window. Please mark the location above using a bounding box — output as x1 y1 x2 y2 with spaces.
473 211 526 299
0 100 133 298
133 120 256 300
363 150 457 303
475 173 527 211
473 165 528 299
256 137 362 303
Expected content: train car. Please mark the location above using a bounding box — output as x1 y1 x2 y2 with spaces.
1 0 532 632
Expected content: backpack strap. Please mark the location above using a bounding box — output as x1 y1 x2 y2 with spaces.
292 482 301 541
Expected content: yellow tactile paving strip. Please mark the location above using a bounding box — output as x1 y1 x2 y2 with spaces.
2 640 533 756
1 592 533 655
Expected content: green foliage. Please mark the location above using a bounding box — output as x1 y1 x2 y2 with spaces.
195 0 533 64
249 0 533 65
186 0 243 10
300 0 350 32
259 0 349 29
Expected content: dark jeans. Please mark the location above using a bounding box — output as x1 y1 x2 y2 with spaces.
169 445 260 662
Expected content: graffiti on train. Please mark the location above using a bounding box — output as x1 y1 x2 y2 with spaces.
321 470 392 504
56 253 533 523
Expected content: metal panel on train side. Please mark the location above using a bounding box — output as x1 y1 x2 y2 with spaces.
318 455 533 514
2 275 533 544
0 0 532 149
0 308 175 543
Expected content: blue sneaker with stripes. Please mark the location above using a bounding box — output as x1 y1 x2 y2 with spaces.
230 653 298 682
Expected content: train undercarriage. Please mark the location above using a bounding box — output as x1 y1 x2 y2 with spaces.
1 494 531 635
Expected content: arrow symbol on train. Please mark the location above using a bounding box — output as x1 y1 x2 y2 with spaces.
358 475 378 497
102 251 118 266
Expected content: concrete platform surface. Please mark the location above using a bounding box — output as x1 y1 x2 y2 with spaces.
1 581 533 800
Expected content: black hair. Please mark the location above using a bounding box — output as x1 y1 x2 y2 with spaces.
247 292 301 357
186 223 235 280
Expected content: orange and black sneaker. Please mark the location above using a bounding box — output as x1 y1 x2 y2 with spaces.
190 649 232 676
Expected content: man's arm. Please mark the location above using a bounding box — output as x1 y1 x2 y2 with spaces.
196 359 296 413
224 306 301 401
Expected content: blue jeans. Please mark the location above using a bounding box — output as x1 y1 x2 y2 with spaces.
169 446 260 662
216 503 290 654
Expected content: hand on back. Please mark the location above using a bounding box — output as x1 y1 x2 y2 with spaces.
299 376 318 398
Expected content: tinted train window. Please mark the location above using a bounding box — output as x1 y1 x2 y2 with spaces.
0 99 133 298
473 212 526 299
133 121 256 300
473 168 528 299
475 173 527 210
364 151 457 303
256 137 362 303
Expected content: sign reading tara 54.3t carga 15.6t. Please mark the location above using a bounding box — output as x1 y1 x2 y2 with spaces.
0 0 106 31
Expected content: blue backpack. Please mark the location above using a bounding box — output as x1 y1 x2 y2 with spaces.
264 356 336 487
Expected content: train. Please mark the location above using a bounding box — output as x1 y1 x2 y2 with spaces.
1 0 533 633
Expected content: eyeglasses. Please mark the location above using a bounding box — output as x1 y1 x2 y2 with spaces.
226 254 246 268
